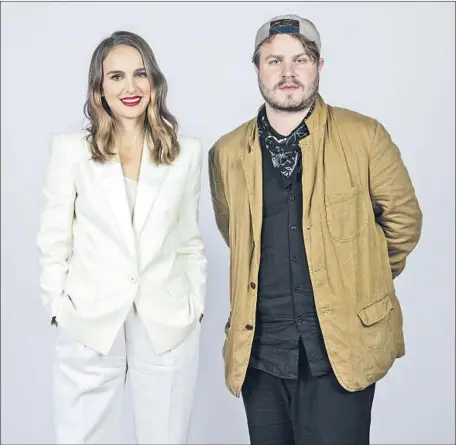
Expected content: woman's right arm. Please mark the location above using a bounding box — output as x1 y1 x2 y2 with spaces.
36 134 76 323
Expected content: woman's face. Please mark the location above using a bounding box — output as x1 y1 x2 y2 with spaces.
102 44 151 123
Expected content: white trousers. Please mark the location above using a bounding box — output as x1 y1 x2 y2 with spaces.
53 305 200 444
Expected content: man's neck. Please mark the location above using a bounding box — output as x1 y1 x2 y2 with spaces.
264 104 310 137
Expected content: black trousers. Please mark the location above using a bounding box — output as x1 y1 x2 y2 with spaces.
242 345 376 445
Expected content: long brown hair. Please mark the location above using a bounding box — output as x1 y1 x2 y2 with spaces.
84 31 179 165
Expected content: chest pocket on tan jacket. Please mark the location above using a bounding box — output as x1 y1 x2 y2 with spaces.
325 184 368 242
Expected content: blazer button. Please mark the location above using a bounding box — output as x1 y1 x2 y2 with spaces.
245 324 253 330
250 282 256 289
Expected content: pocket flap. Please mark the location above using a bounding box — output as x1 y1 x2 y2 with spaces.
326 184 362 204
357 295 393 326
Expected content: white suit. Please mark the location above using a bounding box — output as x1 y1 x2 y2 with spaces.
37 131 207 444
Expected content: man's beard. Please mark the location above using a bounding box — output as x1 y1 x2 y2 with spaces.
259 73 319 113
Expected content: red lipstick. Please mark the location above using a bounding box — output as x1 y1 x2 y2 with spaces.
120 96 142 107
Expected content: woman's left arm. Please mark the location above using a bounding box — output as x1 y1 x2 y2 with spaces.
177 139 207 320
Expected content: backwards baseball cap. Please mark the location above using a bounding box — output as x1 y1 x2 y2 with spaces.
254 14 321 54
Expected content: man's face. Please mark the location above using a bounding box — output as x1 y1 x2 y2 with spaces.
256 34 323 113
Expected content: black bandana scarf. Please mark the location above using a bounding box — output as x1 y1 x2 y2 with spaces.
257 101 315 178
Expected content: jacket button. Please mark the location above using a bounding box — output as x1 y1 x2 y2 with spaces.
245 324 253 330
250 282 256 289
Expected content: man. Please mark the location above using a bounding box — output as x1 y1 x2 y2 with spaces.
208 14 422 445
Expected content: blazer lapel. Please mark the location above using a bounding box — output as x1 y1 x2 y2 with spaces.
93 156 136 257
241 125 263 249
133 143 171 234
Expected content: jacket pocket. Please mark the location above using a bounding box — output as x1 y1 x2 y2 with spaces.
325 184 368 242
165 273 192 299
357 294 393 326
64 278 99 308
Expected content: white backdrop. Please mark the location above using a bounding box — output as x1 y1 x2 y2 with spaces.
1 2 455 444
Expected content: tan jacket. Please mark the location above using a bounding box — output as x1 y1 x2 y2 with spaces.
208 95 422 397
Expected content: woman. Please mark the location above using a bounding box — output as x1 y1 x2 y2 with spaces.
37 31 206 444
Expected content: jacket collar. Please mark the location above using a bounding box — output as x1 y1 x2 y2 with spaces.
92 140 171 258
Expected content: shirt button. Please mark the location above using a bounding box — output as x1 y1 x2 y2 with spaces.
288 195 295 201
130 277 137 284
245 324 254 330
295 287 301 293
250 282 256 290
297 316 304 323
292 255 298 262
290 225 297 231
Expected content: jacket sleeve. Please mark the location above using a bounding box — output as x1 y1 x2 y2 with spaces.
208 144 230 247
177 140 207 316
36 135 76 318
369 122 423 279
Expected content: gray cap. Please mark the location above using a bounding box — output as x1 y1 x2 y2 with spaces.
254 14 321 53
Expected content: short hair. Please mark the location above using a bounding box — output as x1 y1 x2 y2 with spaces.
252 34 320 67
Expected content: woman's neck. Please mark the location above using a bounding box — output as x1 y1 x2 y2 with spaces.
116 118 145 155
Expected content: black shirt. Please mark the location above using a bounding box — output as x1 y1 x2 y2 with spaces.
249 116 332 379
